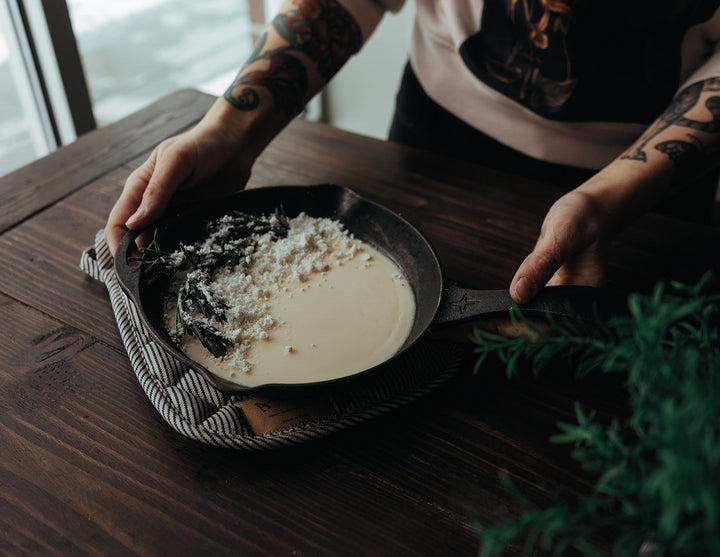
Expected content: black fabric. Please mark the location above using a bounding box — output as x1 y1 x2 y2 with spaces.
388 63 595 189
458 0 720 123
388 63 717 223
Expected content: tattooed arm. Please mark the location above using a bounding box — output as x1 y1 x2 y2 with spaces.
510 77 720 303
105 0 382 255
224 0 361 117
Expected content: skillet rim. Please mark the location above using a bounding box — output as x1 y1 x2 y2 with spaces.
114 183 446 394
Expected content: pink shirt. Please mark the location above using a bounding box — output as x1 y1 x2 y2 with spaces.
341 0 720 169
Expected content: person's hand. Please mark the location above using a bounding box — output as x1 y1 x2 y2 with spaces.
510 189 608 304
105 107 258 257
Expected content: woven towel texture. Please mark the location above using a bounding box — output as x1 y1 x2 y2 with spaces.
81 230 461 450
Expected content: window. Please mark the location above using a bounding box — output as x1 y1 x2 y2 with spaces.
0 24 38 175
66 0 255 125
0 0 59 177
0 0 259 178
0 0 399 179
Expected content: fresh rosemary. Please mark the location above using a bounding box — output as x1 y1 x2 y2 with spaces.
138 209 290 358
471 273 720 556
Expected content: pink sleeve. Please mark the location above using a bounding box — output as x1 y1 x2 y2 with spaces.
678 8 720 92
339 0 406 42
679 50 720 93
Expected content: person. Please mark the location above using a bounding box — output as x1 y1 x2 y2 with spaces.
105 0 720 306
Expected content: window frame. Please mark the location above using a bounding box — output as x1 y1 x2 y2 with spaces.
1 0 94 161
2 0 321 164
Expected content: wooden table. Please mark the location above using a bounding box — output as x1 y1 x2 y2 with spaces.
0 89 717 556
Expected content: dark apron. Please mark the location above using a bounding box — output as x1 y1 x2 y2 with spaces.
388 63 718 224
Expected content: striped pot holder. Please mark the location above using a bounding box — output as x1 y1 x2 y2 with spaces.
80 230 462 450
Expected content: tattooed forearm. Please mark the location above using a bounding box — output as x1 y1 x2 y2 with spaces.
226 49 308 116
272 0 362 81
224 0 362 116
622 77 720 164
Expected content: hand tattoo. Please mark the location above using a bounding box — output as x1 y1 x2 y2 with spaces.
622 77 720 164
224 0 361 116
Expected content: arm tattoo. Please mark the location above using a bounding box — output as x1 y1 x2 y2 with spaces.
622 77 720 164
272 0 362 81
226 49 308 116
654 134 705 169
224 0 361 116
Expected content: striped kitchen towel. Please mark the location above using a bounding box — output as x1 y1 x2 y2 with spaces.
80 230 462 450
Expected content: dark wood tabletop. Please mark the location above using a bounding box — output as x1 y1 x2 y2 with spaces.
0 89 718 556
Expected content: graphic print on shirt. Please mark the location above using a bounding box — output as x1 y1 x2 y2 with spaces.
459 0 720 123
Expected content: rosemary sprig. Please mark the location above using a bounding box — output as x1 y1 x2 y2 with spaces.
138 209 289 358
175 281 233 358
180 272 229 323
206 208 290 239
471 272 720 556
132 230 183 284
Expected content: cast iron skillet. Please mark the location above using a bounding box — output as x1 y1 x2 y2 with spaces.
115 184 627 394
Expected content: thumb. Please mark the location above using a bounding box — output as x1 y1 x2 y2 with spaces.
125 148 194 230
510 191 604 303
511 224 591 304
510 242 562 304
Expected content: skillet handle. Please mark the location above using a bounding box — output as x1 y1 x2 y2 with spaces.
114 230 143 306
433 283 628 327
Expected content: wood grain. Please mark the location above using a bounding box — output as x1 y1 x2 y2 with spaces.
0 89 213 235
0 89 718 556
0 292 558 556
1 109 715 354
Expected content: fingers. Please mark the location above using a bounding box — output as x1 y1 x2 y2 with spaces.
105 142 195 256
511 232 576 303
125 146 194 230
105 158 155 256
545 244 605 287
510 192 605 303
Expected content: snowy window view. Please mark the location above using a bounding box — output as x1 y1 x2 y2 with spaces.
68 0 254 124
0 29 36 177
0 0 254 177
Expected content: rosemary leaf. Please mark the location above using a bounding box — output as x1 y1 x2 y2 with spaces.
139 209 290 358
472 272 720 556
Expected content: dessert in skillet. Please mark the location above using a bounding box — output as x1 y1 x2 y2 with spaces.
146 210 415 387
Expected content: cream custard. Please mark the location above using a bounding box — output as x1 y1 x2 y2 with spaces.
181 243 415 386
160 211 416 387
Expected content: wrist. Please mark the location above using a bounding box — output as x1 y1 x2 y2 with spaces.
574 159 672 234
198 97 287 162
